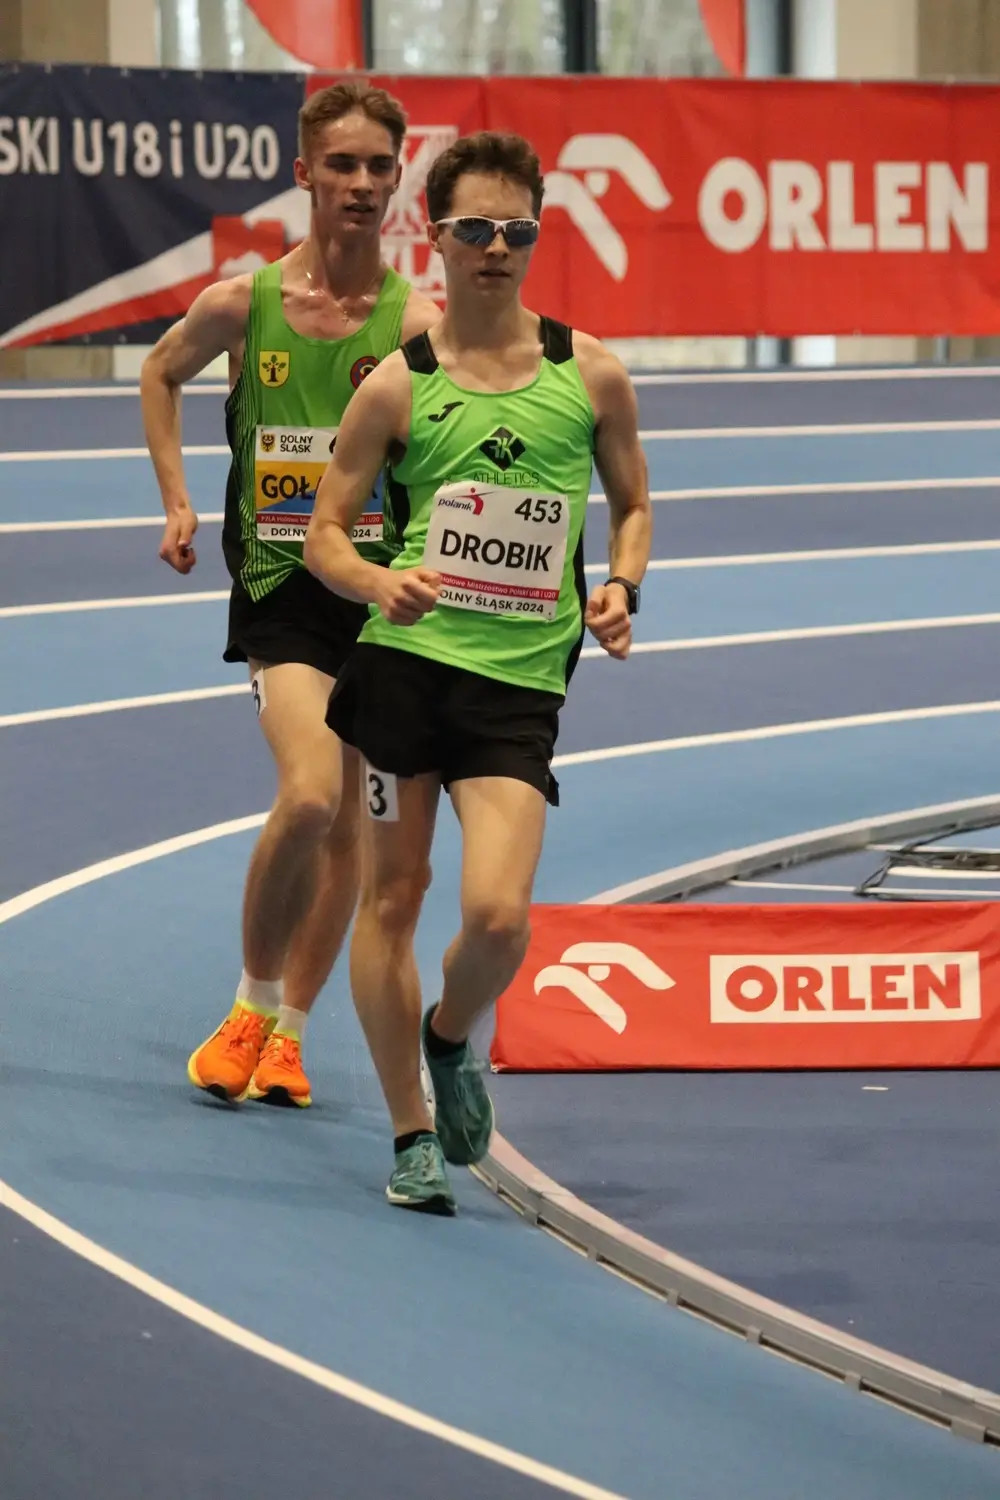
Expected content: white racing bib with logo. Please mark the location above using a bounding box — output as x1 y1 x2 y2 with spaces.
254 426 383 545
422 481 569 621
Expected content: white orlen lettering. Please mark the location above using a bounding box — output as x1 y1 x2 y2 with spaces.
827 161 874 251
768 161 824 251
876 161 923 251
699 157 768 253
926 161 988 251
699 158 989 254
709 953 981 1023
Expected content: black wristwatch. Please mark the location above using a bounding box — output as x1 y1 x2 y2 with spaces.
605 576 640 615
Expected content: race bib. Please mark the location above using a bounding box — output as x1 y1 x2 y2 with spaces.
422 481 568 621
254 425 383 545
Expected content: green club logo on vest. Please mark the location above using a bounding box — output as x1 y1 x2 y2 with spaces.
259 351 290 387
479 426 526 472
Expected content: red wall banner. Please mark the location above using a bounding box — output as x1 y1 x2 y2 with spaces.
491 903 1000 1071
316 75 1000 337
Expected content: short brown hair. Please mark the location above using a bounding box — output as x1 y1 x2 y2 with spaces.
298 82 407 160
426 132 544 222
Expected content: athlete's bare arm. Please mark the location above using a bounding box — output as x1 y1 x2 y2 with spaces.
305 353 441 625
400 288 443 343
140 276 252 574
575 332 652 660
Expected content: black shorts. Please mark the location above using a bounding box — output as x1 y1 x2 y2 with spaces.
326 643 563 806
224 568 369 679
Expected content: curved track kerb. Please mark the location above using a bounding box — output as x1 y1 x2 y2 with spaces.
476 795 1000 1446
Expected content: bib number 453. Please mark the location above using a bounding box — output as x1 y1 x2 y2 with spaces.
514 496 563 524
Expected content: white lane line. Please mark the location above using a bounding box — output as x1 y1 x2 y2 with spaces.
0 384 227 399
4 422 999 466
0 513 224 534
631 365 1000 386
582 539 1000 573
0 444 227 462
727 879 856 894
556 700 1000 769
578 613 1000 660
0 685 245 729
0 369 994 396
638 418 1000 441
1 590 227 619
586 476 1000 506
0 1187 622 1500
0 818 629 1500
3 474 997 532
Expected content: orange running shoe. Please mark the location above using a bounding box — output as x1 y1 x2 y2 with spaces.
246 1032 312 1108
186 1002 275 1102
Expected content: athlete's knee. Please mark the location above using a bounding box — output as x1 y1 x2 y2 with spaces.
461 896 531 956
365 864 432 937
273 782 337 843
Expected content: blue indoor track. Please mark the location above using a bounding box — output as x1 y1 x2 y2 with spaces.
1 367 999 1498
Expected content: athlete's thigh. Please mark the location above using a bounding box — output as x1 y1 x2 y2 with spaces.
249 660 340 800
361 769 442 894
449 776 547 916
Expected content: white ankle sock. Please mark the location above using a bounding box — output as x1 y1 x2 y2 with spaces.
276 1004 309 1040
236 970 282 1015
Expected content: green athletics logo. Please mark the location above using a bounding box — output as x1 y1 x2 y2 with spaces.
479 426 525 472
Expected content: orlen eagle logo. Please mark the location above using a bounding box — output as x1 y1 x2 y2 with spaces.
544 134 671 281
710 953 982 1024
533 943 675 1034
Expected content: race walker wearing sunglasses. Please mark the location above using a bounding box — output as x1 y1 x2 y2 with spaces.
436 216 540 248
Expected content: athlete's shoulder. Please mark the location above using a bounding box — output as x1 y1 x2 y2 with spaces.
568 329 636 417
188 273 253 333
399 288 443 342
355 348 412 406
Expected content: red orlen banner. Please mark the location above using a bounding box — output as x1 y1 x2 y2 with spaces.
316 75 1000 336
490 903 1000 1071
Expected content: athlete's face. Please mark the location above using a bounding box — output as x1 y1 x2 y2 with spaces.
294 111 401 239
429 172 539 298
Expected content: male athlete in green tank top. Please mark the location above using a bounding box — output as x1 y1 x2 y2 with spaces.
223 256 407 601
141 83 440 1116
307 131 652 1215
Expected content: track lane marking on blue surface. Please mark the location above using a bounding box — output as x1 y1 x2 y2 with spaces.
3 367 996 400
0 1178 626 1500
6 420 1000 465
4 477 1000 532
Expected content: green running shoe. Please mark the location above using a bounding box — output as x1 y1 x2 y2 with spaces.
385 1135 456 1216
421 1008 495 1166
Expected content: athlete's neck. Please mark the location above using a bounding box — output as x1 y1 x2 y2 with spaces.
296 232 384 299
439 294 531 353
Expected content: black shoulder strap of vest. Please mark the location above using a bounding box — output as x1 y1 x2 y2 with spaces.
540 316 574 365
401 332 439 375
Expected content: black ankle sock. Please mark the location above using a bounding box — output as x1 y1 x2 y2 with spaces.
394 1129 436 1154
424 1011 466 1059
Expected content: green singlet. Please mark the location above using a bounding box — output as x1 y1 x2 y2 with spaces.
365 318 596 698
223 260 409 601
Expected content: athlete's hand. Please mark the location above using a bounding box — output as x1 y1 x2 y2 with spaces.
375 567 441 626
159 503 199 574
585 583 632 660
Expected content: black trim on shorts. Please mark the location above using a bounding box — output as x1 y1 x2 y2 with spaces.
224 567 369 679
327 644 563 806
